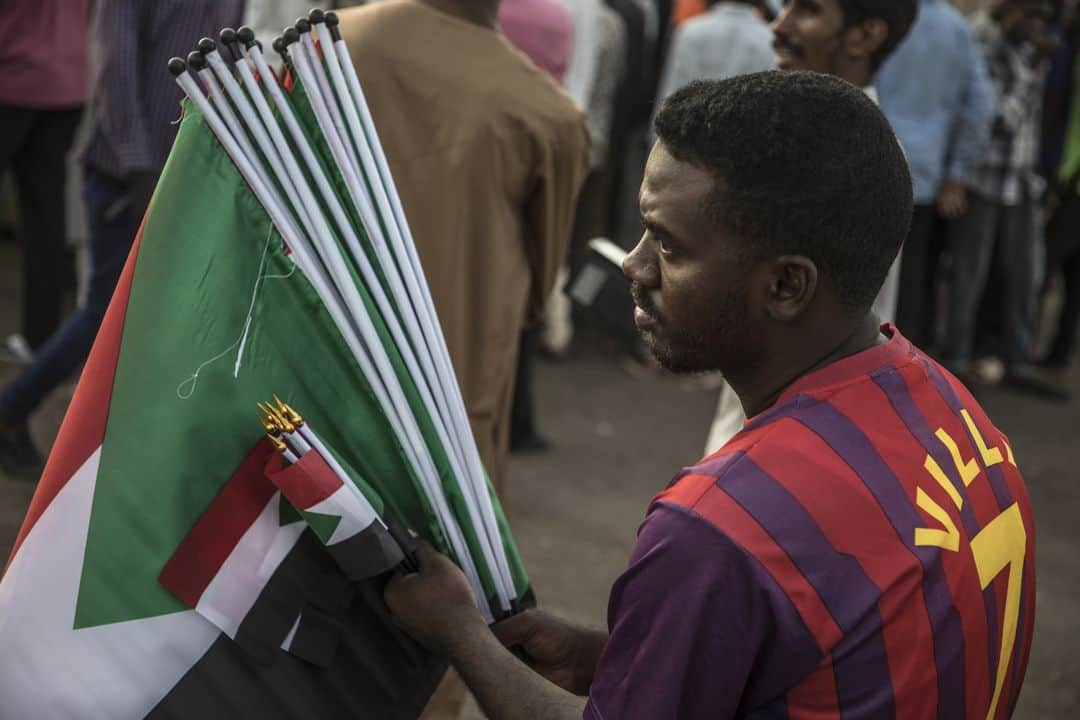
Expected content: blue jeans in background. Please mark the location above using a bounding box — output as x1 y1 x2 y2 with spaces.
0 167 137 424
943 191 1039 372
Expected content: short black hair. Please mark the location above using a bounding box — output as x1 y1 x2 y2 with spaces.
653 71 912 311
838 0 918 71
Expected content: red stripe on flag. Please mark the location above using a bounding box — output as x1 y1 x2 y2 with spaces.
158 438 277 607
4 222 145 574
265 448 343 510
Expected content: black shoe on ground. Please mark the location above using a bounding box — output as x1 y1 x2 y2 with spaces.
0 423 44 480
1001 365 1071 404
510 433 552 454
1035 350 1071 371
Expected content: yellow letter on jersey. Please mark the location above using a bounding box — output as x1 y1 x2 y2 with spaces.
914 487 960 552
935 428 980 487
961 409 1004 469
970 503 1026 720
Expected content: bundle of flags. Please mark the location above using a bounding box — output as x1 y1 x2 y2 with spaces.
0 10 529 719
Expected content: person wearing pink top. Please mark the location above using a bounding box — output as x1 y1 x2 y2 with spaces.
499 0 574 83
0 0 90 356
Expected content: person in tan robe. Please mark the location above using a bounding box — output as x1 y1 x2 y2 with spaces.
338 0 589 497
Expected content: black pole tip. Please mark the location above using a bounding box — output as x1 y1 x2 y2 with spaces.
186 51 207 71
272 35 286 54
237 26 256 47
197 37 216 54
167 57 187 76
325 11 339 27
219 28 240 60
282 27 300 45
308 8 325 24
295 17 312 34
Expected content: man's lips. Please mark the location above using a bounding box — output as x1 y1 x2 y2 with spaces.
772 38 802 62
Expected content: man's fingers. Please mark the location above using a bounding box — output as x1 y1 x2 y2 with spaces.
413 537 442 566
490 610 537 647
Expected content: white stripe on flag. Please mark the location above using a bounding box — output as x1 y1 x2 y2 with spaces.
196 492 305 638
0 448 220 719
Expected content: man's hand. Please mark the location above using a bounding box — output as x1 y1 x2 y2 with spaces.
937 179 969 219
383 540 486 655
492 609 606 696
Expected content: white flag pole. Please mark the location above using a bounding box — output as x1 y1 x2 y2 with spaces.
326 13 517 605
296 17 362 181
206 32 317 236
290 23 513 611
281 30 508 613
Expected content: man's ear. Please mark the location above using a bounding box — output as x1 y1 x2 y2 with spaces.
764 255 818 322
844 18 888 63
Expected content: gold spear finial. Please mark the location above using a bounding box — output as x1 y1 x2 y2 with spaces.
267 433 290 454
264 401 295 434
257 403 281 435
274 394 304 428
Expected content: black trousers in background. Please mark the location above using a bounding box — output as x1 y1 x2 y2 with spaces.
510 326 540 447
1044 181 1080 364
895 204 947 350
0 104 82 349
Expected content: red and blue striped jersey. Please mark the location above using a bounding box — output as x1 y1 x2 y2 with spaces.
585 327 1035 719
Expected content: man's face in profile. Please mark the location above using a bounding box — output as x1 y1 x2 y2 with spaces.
771 0 847 74
622 143 757 375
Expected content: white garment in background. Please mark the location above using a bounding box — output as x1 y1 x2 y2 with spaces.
557 0 603 110
655 3 774 108
242 0 314 56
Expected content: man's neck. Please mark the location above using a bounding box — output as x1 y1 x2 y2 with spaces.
832 64 874 89
418 0 501 29
727 314 884 418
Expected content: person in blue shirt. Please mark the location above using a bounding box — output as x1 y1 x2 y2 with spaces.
876 0 994 351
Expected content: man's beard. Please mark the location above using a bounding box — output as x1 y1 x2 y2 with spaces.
632 282 748 375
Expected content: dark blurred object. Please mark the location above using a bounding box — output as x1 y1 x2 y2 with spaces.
0 0 89 349
0 421 43 480
568 238 637 349
1041 170 1080 368
0 0 245 470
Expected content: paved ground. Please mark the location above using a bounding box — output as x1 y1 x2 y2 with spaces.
1 242 1077 717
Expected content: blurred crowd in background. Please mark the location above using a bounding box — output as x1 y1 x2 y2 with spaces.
1 0 1078 481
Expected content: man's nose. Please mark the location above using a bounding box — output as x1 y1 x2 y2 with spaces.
623 234 659 288
770 5 793 35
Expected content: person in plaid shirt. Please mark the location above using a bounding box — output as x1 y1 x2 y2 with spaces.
943 0 1063 397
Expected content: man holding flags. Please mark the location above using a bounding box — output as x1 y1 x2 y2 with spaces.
384 71 1037 720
